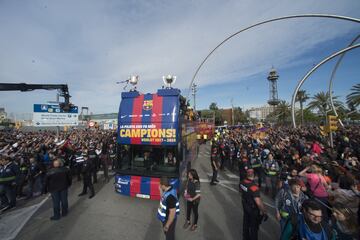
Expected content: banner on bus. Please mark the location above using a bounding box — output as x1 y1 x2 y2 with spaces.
118 123 177 145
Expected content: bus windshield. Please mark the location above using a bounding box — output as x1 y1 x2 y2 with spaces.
117 145 179 177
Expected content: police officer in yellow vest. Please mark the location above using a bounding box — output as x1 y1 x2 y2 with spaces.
262 153 280 199
249 148 263 187
0 156 19 211
157 177 180 240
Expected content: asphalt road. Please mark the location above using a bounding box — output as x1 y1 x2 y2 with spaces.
3 143 280 240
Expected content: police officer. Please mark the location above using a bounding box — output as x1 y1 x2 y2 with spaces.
17 157 29 198
78 152 95 199
238 152 251 183
74 146 84 182
0 156 19 211
157 177 180 240
88 144 98 183
249 148 263 187
262 153 280 199
240 169 267 240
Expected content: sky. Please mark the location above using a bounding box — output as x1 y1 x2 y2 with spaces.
0 0 360 119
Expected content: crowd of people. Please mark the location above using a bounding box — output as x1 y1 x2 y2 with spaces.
0 128 117 214
210 125 360 239
2 123 360 239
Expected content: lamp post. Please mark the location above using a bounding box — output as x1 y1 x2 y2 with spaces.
186 14 360 101
291 44 360 128
191 83 197 111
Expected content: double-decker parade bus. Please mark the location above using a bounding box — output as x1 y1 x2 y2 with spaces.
114 85 198 200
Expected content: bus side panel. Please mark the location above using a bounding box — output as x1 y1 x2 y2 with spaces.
140 177 151 196
150 177 161 200
115 174 131 196
130 176 141 197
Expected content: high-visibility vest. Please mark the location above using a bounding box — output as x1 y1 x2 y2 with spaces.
157 188 180 223
0 164 17 183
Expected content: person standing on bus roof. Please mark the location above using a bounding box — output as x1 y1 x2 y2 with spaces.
157 177 180 240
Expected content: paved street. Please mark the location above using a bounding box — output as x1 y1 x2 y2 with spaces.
2 143 280 240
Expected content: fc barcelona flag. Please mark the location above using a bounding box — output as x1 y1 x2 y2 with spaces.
117 88 180 146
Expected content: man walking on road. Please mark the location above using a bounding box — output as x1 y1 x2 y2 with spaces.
210 147 219 185
45 159 72 220
157 177 180 240
240 169 267 240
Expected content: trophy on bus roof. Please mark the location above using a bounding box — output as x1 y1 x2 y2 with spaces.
163 75 176 88
117 75 139 91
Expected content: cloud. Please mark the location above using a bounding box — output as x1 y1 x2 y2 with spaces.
0 0 359 115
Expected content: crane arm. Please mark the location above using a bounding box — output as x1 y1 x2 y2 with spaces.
0 83 72 111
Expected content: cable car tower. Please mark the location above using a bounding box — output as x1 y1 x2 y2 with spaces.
267 67 280 106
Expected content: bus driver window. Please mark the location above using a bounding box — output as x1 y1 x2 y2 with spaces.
165 151 176 166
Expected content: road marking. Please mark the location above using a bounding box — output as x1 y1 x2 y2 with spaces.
225 172 238 179
0 195 49 240
200 178 238 185
213 181 276 209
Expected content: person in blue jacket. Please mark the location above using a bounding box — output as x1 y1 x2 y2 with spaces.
157 177 180 240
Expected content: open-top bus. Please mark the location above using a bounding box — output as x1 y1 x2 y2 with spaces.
114 87 198 200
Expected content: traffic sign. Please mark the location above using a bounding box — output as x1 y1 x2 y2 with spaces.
33 104 78 127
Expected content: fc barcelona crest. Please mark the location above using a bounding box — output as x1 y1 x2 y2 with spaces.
143 100 153 111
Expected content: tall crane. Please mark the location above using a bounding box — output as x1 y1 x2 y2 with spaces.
0 83 73 112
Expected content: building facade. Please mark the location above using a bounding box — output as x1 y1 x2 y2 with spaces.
248 105 274 121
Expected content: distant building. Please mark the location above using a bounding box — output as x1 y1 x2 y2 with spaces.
248 105 274 121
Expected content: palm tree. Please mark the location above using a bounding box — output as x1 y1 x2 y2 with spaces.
307 91 344 117
295 90 310 125
346 83 360 108
272 100 291 124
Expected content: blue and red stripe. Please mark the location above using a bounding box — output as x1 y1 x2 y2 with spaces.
151 94 163 145
131 95 144 144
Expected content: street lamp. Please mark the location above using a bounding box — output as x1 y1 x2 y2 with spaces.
191 83 197 111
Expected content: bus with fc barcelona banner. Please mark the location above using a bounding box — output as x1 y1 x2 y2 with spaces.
114 84 198 200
